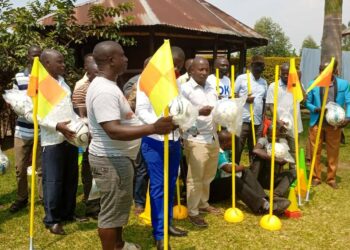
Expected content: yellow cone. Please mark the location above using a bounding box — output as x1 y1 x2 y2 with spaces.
139 189 152 226
285 187 302 218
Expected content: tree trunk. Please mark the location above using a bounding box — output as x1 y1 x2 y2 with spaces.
321 0 343 71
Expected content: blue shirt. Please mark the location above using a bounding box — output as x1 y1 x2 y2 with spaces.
235 73 267 125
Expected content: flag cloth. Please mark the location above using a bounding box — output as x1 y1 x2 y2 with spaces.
287 58 303 102
139 40 178 116
307 57 335 93
27 57 67 119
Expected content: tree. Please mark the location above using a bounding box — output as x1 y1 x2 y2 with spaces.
301 36 319 49
321 0 342 68
342 21 350 51
249 17 292 57
0 0 134 88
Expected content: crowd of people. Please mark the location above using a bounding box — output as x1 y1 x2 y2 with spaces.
6 41 350 250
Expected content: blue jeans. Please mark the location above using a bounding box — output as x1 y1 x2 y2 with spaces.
134 151 149 207
141 137 181 241
42 141 78 226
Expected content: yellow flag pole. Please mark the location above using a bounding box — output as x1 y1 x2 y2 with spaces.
306 86 329 201
164 106 169 250
292 83 302 206
247 70 256 146
29 93 39 250
216 68 221 131
224 65 244 223
260 65 281 231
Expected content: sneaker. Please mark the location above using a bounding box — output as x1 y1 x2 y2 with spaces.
198 205 222 215
327 182 338 189
9 199 28 213
273 198 291 215
188 215 208 228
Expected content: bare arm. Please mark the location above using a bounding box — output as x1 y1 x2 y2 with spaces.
100 116 174 141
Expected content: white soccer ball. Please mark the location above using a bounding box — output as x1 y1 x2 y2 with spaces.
169 96 198 131
67 120 89 147
326 105 346 126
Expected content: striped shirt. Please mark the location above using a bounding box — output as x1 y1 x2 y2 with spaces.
13 69 34 139
72 82 89 109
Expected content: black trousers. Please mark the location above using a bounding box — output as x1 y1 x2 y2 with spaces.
42 141 78 226
251 158 296 197
237 122 262 164
209 169 267 213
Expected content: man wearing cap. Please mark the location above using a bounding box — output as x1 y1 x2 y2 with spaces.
235 55 268 164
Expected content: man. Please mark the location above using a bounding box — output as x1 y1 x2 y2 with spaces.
305 61 350 189
265 63 303 168
136 46 188 250
209 130 290 215
207 57 231 98
72 59 99 219
252 123 296 199
9 45 43 213
39 49 82 235
177 58 193 84
181 56 220 228
74 54 95 91
87 41 175 250
235 55 268 164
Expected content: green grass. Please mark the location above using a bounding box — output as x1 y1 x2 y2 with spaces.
1 125 350 250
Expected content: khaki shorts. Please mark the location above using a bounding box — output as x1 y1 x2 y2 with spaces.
89 155 134 228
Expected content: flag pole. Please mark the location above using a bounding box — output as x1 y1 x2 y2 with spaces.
247 70 256 146
306 86 329 201
224 65 244 223
29 86 39 250
260 65 281 231
164 106 169 250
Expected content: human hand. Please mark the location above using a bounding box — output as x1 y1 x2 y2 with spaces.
199 106 213 116
314 107 321 113
56 121 76 140
235 165 245 172
153 116 174 135
246 94 255 104
275 157 287 165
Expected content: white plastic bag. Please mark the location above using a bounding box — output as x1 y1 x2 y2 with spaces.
169 95 199 131
278 107 294 132
2 89 33 116
88 178 101 201
266 142 295 163
0 149 9 175
325 102 346 127
212 95 247 135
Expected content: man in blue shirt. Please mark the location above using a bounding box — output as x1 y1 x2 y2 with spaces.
306 61 350 189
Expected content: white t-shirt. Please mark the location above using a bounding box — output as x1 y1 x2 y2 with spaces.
86 76 141 159
266 79 303 136
207 74 231 98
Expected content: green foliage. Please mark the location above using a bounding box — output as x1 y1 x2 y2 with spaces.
325 0 343 15
249 17 293 57
342 22 350 51
301 36 319 50
0 0 134 88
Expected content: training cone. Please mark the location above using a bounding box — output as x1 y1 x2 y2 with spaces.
285 187 302 218
298 148 308 198
260 214 282 231
224 207 244 223
139 189 151 226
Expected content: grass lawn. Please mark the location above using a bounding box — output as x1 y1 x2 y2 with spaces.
1 124 350 249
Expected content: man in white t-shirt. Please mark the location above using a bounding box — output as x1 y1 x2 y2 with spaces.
86 41 175 250
207 57 231 98
265 63 304 168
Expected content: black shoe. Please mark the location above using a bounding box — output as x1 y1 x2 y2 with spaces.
64 214 89 222
188 215 208 228
273 198 291 215
9 199 27 213
156 239 171 250
327 182 339 189
46 223 66 235
169 225 188 237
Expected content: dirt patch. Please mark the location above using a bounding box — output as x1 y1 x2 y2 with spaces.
338 162 350 169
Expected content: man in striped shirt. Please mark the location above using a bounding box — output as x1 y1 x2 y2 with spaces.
10 45 43 213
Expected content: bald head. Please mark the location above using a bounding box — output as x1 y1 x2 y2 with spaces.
40 49 65 79
27 45 41 66
280 62 290 84
214 57 229 77
184 58 193 72
190 57 209 86
93 41 128 77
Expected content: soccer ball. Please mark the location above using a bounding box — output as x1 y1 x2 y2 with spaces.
267 143 287 159
326 105 345 126
67 120 89 147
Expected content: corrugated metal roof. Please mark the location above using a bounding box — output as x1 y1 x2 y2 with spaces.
38 0 266 41
343 27 350 37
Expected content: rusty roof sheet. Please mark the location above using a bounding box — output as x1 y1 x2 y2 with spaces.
38 0 266 41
